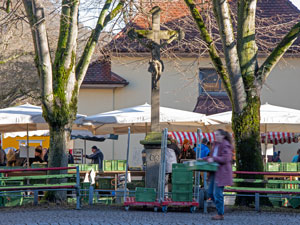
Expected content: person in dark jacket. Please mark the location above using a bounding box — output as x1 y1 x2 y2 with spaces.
179 139 196 161
167 136 181 161
68 149 74 164
29 146 44 166
0 147 6 166
84 146 104 170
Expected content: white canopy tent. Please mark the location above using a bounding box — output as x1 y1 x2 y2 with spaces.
0 103 87 166
82 103 216 135
207 103 300 133
0 103 86 133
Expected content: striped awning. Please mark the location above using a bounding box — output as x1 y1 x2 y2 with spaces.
261 132 299 145
169 132 299 145
169 131 216 144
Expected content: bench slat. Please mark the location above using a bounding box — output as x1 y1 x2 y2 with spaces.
0 174 76 181
0 183 77 191
233 178 300 185
225 186 300 194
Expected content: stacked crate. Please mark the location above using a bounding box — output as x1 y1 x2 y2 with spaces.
103 160 126 171
171 164 193 202
135 187 157 202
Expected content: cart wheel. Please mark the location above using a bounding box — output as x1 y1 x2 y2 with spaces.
154 207 158 212
162 206 168 213
190 206 196 213
125 206 129 211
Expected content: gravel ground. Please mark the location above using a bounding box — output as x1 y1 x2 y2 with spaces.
0 205 299 225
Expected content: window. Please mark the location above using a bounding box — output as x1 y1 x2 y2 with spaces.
199 68 226 96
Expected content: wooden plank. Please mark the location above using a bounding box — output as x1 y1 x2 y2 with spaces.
0 174 76 181
234 171 300 176
224 186 300 194
0 167 77 173
0 183 76 191
233 178 300 184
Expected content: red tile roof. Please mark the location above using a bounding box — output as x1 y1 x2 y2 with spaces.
83 59 128 85
108 0 300 56
194 95 232 115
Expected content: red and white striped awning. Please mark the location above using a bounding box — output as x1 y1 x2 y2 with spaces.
169 131 216 144
169 132 299 145
261 132 299 145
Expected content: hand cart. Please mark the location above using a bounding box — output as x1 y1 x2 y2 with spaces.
123 127 160 212
158 128 200 213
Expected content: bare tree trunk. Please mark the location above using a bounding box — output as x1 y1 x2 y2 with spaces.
21 0 125 202
185 0 300 206
232 95 266 205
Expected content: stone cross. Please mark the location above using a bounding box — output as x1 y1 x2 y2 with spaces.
128 6 184 132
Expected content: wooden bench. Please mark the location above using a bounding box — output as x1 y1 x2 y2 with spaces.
224 171 300 211
0 166 81 209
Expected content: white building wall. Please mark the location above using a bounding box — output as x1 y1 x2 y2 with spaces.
76 56 300 165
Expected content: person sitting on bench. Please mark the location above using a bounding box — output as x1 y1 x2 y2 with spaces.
29 146 44 166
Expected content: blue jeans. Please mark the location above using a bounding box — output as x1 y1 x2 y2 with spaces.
208 173 225 215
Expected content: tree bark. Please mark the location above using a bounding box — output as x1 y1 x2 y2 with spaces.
21 0 125 202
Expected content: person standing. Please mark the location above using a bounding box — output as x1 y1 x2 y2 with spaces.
179 139 196 161
204 129 233 221
84 146 104 170
165 147 177 193
292 149 300 162
194 138 210 159
68 149 74 164
0 147 6 166
167 136 181 161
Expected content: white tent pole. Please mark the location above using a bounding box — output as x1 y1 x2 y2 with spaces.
26 123 29 168
264 125 268 166
84 140 87 164
124 127 131 201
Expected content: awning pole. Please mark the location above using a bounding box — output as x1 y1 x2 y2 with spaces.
84 140 87 164
124 127 131 202
26 124 29 168
264 125 268 167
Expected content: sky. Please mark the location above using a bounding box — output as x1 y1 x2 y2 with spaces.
80 0 300 28
291 0 300 9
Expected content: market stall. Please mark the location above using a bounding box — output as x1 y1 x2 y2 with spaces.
81 103 216 134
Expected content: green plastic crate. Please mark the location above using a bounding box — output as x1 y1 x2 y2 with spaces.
135 187 156 202
289 197 300 209
172 169 193 184
127 180 145 190
117 160 126 171
97 178 114 190
172 163 188 170
172 183 193 192
103 160 112 171
99 197 113 205
269 197 282 207
281 163 298 172
2 181 24 207
187 161 219 172
266 163 280 172
172 191 193 202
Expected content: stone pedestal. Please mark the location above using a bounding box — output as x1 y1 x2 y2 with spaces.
145 146 161 189
140 132 170 190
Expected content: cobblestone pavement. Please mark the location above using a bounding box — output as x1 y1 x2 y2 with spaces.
0 205 299 225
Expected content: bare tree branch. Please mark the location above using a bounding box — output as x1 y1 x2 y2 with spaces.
22 0 53 111
184 0 233 103
258 21 300 87
75 0 125 86
0 51 31 63
212 0 246 113
237 0 259 90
